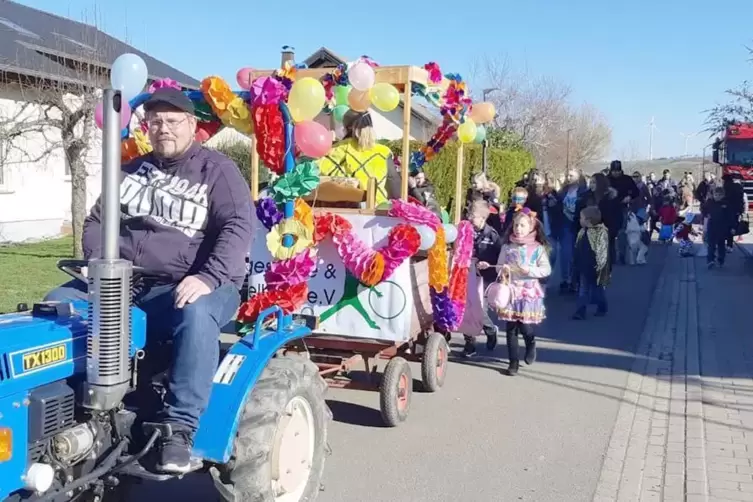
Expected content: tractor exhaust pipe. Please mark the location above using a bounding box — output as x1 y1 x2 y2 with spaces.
81 89 133 411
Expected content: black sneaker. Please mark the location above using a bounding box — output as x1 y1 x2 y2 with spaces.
572 309 586 320
707 261 715 270
524 341 537 365
594 308 607 317
506 360 520 376
463 340 477 357
157 426 194 474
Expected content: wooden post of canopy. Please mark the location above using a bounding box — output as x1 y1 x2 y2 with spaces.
454 142 465 224
250 140 260 201
400 84 412 201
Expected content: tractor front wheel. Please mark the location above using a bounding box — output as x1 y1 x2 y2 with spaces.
213 356 331 502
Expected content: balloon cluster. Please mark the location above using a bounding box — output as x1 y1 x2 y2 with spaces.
323 59 401 123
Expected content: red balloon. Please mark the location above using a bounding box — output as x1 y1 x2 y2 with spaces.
236 67 255 90
294 121 332 159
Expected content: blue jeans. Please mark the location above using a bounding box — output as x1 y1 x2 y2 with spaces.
559 225 575 284
45 279 240 431
576 275 607 312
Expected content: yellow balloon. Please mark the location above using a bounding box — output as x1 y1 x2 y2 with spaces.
457 120 477 143
369 83 399 112
288 77 326 123
347 89 371 112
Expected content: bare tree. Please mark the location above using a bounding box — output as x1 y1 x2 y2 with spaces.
0 31 107 257
470 54 612 170
705 47 753 134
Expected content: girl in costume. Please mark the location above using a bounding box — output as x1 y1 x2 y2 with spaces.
495 208 552 376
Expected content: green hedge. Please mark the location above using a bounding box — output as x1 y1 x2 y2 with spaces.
383 140 533 213
212 140 270 185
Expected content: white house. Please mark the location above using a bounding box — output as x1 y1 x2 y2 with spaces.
207 46 441 148
0 0 198 244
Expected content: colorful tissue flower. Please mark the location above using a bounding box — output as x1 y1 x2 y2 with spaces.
265 248 317 290
255 197 283 230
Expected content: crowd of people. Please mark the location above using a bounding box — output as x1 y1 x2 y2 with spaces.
457 161 750 376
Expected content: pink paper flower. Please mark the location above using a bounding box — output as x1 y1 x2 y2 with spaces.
388 199 441 230
148 78 181 93
252 76 286 106
265 248 317 290
452 221 474 269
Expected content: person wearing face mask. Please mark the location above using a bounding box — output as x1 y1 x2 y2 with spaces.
43 88 253 473
500 186 533 235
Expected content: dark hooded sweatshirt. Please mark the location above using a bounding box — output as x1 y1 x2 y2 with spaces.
82 142 253 289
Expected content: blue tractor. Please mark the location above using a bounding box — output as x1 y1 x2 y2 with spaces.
0 89 331 501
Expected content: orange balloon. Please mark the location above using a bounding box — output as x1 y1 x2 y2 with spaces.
348 89 371 112
469 102 496 124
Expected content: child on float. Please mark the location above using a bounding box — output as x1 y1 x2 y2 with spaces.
495 208 552 376
571 206 610 320
468 200 504 357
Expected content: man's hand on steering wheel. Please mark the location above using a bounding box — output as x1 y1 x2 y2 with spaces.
175 275 212 309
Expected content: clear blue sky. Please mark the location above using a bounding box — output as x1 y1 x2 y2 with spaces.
16 0 753 161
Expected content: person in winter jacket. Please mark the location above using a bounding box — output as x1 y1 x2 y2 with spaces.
722 173 746 249
694 171 716 203
466 200 504 356
572 206 610 320
557 169 588 293
501 186 538 235
576 173 621 266
607 161 639 265
702 186 736 268
408 171 442 219
464 172 502 234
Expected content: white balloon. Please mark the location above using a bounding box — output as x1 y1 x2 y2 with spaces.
110 53 148 102
443 224 458 244
416 224 436 251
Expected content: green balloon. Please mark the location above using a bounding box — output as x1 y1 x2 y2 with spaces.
334 85 351 106
332 105 349 122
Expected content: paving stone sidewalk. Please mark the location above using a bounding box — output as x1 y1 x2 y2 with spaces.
593 246 753 502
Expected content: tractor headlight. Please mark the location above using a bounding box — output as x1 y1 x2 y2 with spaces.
0 427 12 462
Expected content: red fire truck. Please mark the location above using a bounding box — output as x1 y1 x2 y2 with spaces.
712 123 753 211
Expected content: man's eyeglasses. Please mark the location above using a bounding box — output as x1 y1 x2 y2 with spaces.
146 117 188 130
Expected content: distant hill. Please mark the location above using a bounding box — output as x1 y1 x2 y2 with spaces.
581 157 716 179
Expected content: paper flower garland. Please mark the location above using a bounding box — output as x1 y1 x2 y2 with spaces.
265 248 317 290
271 161 321 202
237 283 308 326
200 76 253 136
266 219 313 260
313 212 420 286
252 104 285 174
256 197 283 230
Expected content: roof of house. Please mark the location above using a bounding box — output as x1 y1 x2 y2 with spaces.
0 1 199 88
303 46 441 127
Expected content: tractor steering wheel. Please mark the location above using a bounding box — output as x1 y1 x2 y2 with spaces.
56 259 174 284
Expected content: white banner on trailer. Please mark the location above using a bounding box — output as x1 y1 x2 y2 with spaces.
247 211 414 343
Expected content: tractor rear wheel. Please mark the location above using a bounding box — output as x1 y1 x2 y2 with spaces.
213 356 331 502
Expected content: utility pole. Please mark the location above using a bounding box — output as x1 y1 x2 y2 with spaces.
648 117 657 161
565 127 574 170
481 87 499 175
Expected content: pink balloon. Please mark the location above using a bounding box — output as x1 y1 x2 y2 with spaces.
294 121 332 159
236 67 255 90
94 101 132 130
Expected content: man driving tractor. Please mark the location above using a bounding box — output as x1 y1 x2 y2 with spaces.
44 88 254 474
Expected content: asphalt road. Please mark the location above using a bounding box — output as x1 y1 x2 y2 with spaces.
130 247 666 502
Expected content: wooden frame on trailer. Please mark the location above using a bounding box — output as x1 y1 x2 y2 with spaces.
247 63 464 427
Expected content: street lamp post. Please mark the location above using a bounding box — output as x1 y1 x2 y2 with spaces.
565 127 574 171
481 87 499 175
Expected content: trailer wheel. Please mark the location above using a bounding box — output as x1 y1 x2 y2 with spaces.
379 357 412 427
213 356 331 502
421 333 448 392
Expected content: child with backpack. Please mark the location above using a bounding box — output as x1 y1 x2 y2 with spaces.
572 206 610 320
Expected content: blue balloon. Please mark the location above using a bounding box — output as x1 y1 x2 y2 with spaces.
475 125 487 143
443 223 458 244
111 53 148 102
415 224 436 251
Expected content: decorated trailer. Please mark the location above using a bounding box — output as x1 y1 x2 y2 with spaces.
240 56 496 426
